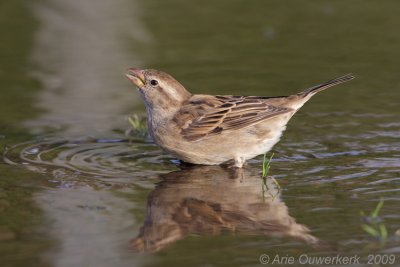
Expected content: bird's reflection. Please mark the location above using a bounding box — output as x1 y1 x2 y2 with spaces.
131 165 319 252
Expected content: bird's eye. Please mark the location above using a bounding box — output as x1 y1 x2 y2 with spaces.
150 80 158 86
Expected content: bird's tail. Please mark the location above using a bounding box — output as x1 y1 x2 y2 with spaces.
298 74 355 97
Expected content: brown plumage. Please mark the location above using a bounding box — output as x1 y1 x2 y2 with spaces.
130 165 320 252
126 68 354 167
178 96 291 141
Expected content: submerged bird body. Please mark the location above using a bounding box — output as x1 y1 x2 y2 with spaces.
126 69 354 167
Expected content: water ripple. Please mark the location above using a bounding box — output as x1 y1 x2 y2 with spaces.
3 137 175 185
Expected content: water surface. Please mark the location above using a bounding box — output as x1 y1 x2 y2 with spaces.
0 1 399 266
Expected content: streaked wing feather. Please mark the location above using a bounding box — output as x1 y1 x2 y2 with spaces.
181 96 292 141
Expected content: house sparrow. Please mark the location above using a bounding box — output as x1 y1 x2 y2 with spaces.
126 68 354 167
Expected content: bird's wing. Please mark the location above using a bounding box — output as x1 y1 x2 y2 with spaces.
177 95 293 141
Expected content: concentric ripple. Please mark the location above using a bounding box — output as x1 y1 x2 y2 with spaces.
3 137 176 184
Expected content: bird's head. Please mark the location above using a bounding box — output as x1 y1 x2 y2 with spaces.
126 68 192 111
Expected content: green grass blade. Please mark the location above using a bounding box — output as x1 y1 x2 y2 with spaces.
262 153 267 177
262 153 274 178
361 224 379 237
379 224 388 241
371 199 384 219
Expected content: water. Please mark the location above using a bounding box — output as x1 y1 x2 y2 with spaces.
1 0 400 266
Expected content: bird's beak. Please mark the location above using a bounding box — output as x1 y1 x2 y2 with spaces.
126 68 145 89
